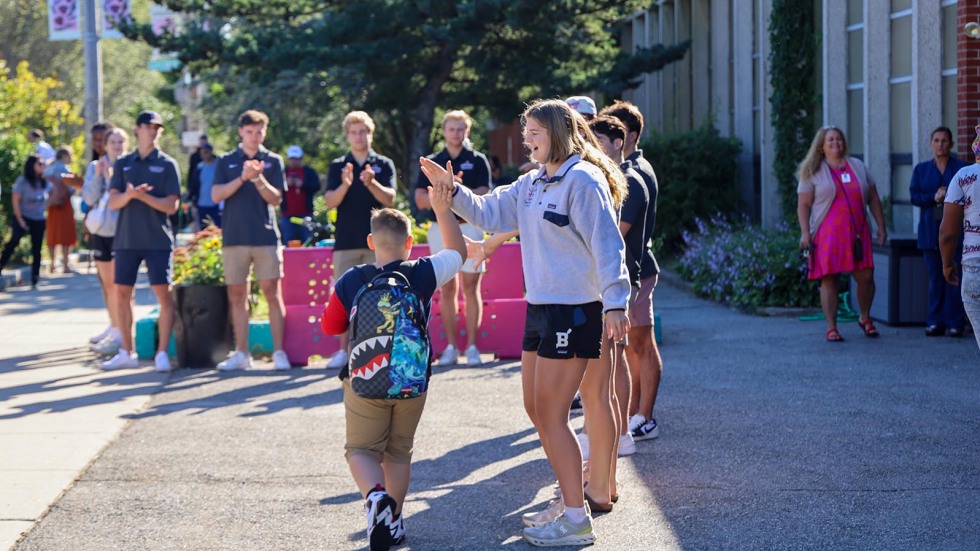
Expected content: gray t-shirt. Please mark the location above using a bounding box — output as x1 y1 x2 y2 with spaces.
109 148 182 251
12 176 51 221
212 146 286 247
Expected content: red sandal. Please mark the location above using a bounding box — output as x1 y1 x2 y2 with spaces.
857 319 879 338
826 328 844 342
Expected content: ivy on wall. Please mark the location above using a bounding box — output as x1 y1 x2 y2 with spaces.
768 0 819 218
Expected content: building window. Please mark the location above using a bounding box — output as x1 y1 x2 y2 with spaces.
889 6 913 233
846 6 864 156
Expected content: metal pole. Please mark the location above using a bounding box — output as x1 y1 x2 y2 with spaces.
82 0 103 154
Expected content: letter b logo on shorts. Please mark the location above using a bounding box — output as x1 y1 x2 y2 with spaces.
555 329 572 350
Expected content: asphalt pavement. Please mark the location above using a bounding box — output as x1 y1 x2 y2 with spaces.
3 269 979 550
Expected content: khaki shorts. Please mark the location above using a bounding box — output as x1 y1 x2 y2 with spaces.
332 248 375 282
629 275 658 328
427 223 485 274
223 245 283 285
343 379 427 464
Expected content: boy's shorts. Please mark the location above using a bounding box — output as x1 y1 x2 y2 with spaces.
522 301 603 359
114 250 172 286
343 379 427 464
223 245 283 285
427 223 486 274
628 275 658 328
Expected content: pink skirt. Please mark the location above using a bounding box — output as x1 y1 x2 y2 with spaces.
808 184 874 280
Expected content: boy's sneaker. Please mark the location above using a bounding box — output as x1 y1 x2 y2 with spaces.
272 350 291 371
577 432 589 461
89 325 112 344
464 345 482 366
91 335 121 356
154 351 172 373
569 392 583 412
325 349 348 370
102 350 139 371
522 498 564 527
217 351 252 372
632 418 660 441
391 514 405 545
438 345 458 365
522 513 596 547
618 432 636 457
364 486 397 551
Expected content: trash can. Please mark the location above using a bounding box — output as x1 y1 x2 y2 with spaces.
851 235 928 326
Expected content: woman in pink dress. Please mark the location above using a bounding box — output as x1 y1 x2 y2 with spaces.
797 127 888 341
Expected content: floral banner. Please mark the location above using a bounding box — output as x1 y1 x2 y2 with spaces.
101 0 131 39
48 0 81 41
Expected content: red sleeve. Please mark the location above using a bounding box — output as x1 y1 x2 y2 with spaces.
320 292 350 335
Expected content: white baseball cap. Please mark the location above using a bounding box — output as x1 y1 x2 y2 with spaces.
565 96 597 116
286 145 304 159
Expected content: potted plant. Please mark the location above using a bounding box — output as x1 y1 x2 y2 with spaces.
171 225 233 368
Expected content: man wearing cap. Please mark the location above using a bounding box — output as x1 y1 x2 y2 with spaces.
565 96 597 121
187 142 221 228
280 145 321 246
415 109 492 366
211 109 291 372
103 110 181 373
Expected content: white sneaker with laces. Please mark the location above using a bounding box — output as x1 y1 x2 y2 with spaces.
91 335 122 355
522 512 596 547
464 345 482 366
102 350 139 371
577 432 590 461
628 413 647 433
438 345 459 365
617 432 636 457
154 351 172 373
272 350 291 371
326 349 348 370
217 351 252 372
522 498 564 528
89 325 112 344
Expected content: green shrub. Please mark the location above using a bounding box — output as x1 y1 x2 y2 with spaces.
677 215 819 309
643 122 742 253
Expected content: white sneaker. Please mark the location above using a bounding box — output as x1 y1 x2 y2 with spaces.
438 345 459 365
91 335 122 356
577 432 590 461
154 351 172 373
325 349 348 370
89 325 112 344
272 350 291 371
522 498 564 528
628 413 647 433
102 350 139 371
464 345 482 366
618 432 636 457
217 351 252 372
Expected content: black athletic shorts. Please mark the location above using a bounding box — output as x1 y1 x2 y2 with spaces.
522 301 603 359
89 234 115 263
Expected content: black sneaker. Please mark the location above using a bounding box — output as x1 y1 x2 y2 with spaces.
365 486 397 551
632 418 660 441
570 392 583 412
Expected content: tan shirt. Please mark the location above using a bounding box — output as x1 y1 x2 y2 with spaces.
798 157 876 235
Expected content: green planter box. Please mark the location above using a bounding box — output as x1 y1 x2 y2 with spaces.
135 312 272 360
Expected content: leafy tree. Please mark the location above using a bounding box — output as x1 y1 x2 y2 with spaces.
121 0 689 192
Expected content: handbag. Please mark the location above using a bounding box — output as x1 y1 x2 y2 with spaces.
84 186 118 236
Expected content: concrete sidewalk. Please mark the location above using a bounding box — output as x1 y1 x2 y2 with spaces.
5 271 980 550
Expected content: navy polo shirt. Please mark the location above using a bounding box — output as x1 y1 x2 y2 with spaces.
620 164 649 286
415 146 491 223
109 148 181 251
628 150 660 278
213 146 286 247
326 149 397 251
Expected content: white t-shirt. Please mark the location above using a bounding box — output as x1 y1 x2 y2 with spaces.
946 163 980 261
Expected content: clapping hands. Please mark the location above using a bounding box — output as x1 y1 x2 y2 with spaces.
242 159 264 182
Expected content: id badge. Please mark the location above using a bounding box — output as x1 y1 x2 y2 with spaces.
841 172 852 184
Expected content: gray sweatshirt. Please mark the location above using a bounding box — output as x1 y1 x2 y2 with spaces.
451 155 630 312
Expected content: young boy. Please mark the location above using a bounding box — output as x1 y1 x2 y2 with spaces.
320 172 465 551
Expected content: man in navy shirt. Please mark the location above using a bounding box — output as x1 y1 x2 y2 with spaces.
103 111 181 373
415 110 492 366
211 110 290 372
323 111 397 369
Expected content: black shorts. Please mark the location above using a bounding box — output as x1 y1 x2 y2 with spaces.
522 302 603 359
89 234 115 263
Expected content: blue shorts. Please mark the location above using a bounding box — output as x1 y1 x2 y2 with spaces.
114 250 173 286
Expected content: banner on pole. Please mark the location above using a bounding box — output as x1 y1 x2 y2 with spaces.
101 0 132 39
148 4 182 72
48 0 81 41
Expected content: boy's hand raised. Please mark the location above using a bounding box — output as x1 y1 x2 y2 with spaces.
427 174 454 215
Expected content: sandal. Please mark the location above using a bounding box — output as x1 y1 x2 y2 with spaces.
584 490 614 514
826 328 844 342
857 319 879 338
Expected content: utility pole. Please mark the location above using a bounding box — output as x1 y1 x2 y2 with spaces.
82 0 103 150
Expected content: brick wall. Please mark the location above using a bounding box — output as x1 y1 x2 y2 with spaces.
958 1 980 159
